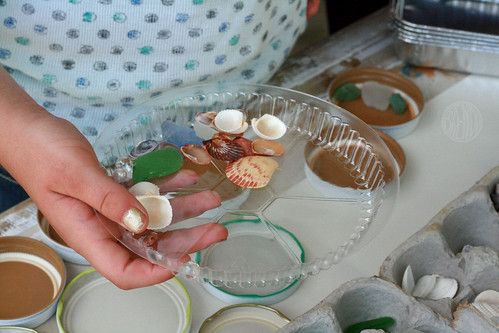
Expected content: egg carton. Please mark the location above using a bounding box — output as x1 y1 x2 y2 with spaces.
280 167 499 333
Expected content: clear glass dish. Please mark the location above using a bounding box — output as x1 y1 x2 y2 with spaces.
93 83 399 287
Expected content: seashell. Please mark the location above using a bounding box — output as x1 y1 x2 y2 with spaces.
233 136 254 157
401 265 415 295
475 290 499 305
412 274 458 300
203 136 246 162
213 109 248 134
427 276 458 300
180 144 212 165
473 304 499 325
412 274 437 298
360 330 385 333
473 289 499 323
129 139 159 159
226 156 279 188
252 139 285 156
129 181 160 196
195 111 217 126
136 195 173 230
251 114 287 140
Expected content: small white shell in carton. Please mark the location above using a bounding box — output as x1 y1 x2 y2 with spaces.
278 277 455 333
279 166 499 333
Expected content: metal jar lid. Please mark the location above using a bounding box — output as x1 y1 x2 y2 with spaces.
200 304 290 333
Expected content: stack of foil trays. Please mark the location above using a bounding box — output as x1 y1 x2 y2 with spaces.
392 0 499 76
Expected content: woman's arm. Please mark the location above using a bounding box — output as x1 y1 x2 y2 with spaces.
0 67 227 288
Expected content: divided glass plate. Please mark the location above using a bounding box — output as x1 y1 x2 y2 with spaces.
93 83 399 287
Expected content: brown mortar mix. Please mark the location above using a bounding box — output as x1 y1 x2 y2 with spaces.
305 131 405 190
328 68 424 127
0 236 65 320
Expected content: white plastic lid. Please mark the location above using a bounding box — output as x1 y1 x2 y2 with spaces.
57 269 191 333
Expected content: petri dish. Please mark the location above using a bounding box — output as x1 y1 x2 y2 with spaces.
93 83 399 288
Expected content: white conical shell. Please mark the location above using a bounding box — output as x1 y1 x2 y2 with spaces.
128 182 160 196
426 276 458 300
412 274 437 298
213 109 248 134
136 195 173 230
475 290 499 305
251 114 287 140
402 265 415 295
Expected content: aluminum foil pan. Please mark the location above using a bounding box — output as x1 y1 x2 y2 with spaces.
394 37 499 76
393 0 499 35
392 0 499 75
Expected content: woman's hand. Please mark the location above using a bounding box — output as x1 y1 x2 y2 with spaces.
307 0 321 19
0 68 227 289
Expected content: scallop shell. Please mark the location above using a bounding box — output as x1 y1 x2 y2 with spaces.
225 156 279 188
473 289 499 323
412 274 458 300
427 276 458 300
213 109 248 134
203 136 246 162
128 182 160 196
136 195 173 230
252 139 285 156
251 114 287 140
475 290 499 305
412 275 437 298
233 136 254 156
195 111 217 126
180 144 212 165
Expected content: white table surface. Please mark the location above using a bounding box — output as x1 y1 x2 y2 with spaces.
2 8 499 333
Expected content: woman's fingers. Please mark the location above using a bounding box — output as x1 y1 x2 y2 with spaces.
156 223 228 256
71 167 149 233
153 169 199 192
170 190 221 223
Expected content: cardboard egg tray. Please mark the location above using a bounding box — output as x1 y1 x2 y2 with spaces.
279 167 499 333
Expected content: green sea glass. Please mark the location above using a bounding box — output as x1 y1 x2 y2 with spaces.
132 147 184 183
389 93 407 114
344 316 395 333
333 83 361 102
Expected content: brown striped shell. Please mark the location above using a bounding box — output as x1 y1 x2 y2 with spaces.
225 156 279 188
203 136 246 162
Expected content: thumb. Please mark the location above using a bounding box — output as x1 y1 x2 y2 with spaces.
72 165 149 233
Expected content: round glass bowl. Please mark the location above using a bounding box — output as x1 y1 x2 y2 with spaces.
93 83 399 288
